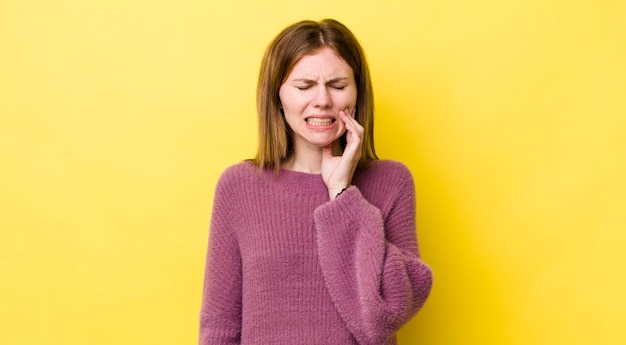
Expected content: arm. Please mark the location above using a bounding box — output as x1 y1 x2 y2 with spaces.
313 171 433 345
199 174 242 345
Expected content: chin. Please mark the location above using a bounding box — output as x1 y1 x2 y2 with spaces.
312 137 341 148
298 132 345 149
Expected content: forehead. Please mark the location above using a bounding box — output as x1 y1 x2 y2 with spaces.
287 47 353 79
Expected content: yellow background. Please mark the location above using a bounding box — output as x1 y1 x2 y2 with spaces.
1 0 625 344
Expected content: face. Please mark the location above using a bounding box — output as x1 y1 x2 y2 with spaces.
279 47 357 152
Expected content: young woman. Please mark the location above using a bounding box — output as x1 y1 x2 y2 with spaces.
199 19 433 345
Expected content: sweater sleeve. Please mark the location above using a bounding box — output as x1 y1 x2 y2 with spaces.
313 167 433 345
199 172 242 344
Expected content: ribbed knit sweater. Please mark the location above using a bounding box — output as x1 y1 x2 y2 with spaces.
199 160 433 345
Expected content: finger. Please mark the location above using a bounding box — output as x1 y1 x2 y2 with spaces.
338 109 354 131
341 107 354 120
339 108 355 126
341 107 362 130
341 114 363 140
336 111 355 140
338 108 348 121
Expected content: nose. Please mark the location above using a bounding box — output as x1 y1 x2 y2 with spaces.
313 86 332 108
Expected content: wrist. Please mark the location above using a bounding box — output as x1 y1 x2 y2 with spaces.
329 185 351 200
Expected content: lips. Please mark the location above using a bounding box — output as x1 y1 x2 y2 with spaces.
305 117 335 127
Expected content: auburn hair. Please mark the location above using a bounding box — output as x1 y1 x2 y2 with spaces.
252 19 378 172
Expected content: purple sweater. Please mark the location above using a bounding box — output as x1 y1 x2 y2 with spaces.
199 160 433 344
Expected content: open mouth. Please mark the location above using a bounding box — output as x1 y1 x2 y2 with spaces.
306 117 335 126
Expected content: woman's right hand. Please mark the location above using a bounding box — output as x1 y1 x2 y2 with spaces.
321 108 363 200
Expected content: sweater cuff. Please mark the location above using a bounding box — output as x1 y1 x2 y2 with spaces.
314 186 383 236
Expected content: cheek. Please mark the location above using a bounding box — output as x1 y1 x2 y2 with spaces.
339 91 357 108
278 88 287 109
279 91 306 112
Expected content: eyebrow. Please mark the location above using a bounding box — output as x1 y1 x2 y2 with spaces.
292 77 350 83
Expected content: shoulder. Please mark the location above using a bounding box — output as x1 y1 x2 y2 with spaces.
214 161 259 192
353 159 415 199
218 160 258 182
357 159 414 185
351 160 415 216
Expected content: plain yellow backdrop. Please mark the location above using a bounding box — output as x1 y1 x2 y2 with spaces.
1 0 625 344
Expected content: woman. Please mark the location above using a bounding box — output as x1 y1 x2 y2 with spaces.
199 19 433 345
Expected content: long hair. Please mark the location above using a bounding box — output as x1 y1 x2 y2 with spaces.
252 19 377 172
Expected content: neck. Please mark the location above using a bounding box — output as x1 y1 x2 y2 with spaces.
282 140 342 174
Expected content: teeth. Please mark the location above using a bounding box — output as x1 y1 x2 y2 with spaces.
307 118 333 126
